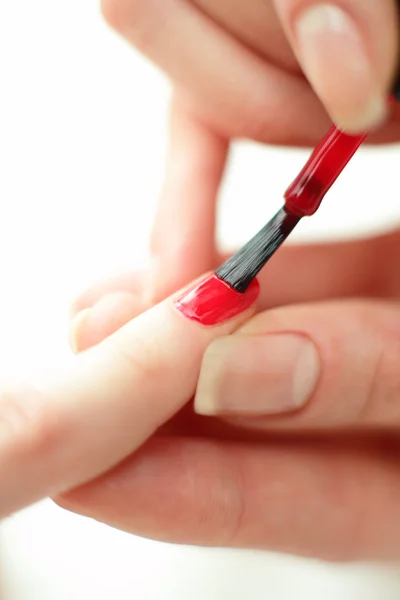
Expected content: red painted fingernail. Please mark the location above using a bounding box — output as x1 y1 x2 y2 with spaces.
174 274 259 326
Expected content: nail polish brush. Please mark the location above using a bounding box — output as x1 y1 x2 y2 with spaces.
216 88 400 293
215 123 367 292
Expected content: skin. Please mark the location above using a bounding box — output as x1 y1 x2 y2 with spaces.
59 0 400 561
97 0 400 301
58 231 400 562
2 0 400 563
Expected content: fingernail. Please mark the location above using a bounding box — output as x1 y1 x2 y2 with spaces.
174 275 259 326
69 308 91 354
294 4 387 132
195 334 320 415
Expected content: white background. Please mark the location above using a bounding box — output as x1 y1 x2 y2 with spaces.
1 0 400 598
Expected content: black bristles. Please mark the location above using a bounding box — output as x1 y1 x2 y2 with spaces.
394 1 400 100
393 76 400 102
215 207 300 293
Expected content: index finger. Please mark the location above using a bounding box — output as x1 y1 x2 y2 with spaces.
0 274 259 518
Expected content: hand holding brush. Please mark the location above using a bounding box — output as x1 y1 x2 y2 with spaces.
56 0 400 563
4 0 400 564
100 0 400 302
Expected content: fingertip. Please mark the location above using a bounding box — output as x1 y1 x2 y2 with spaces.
68 271 147 319
296 4 386 131
69 308 91 354
332 96 388 134
69 292 144 353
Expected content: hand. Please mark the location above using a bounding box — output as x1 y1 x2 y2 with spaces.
0 270 258 520
61 230 400 562
99 0 400 305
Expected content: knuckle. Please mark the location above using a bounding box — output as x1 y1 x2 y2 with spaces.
179 440 246 545
100 0 128 32
363 336 400 424
107 330 165 383
100 0 158 51
148 228 163 257
353 302 400 424
0 384 60 457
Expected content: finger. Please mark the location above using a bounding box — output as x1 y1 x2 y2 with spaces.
148 94 227 304
70 98 226 338
58 434 400 561
192 0 298 70
71 229 400 314
69 270 146 317
69 230 400 353
71 98 226 317
101 0 330 145
69 292 144 353
0 274 259 517
257 229 400 308
195 298 400 429
273 0 398 131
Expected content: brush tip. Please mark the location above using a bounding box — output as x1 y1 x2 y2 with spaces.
215 207 300 293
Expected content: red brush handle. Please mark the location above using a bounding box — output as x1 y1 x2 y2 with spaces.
284 94 400 218
284 125 367 217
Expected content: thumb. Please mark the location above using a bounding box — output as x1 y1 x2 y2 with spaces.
273 0 399 131
194 299 400 430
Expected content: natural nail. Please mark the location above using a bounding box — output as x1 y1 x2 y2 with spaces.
69 292 142 353
294 4 387 132
195 334 320 415
69 308 91 354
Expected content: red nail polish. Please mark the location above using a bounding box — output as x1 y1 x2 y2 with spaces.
174 274 259 326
